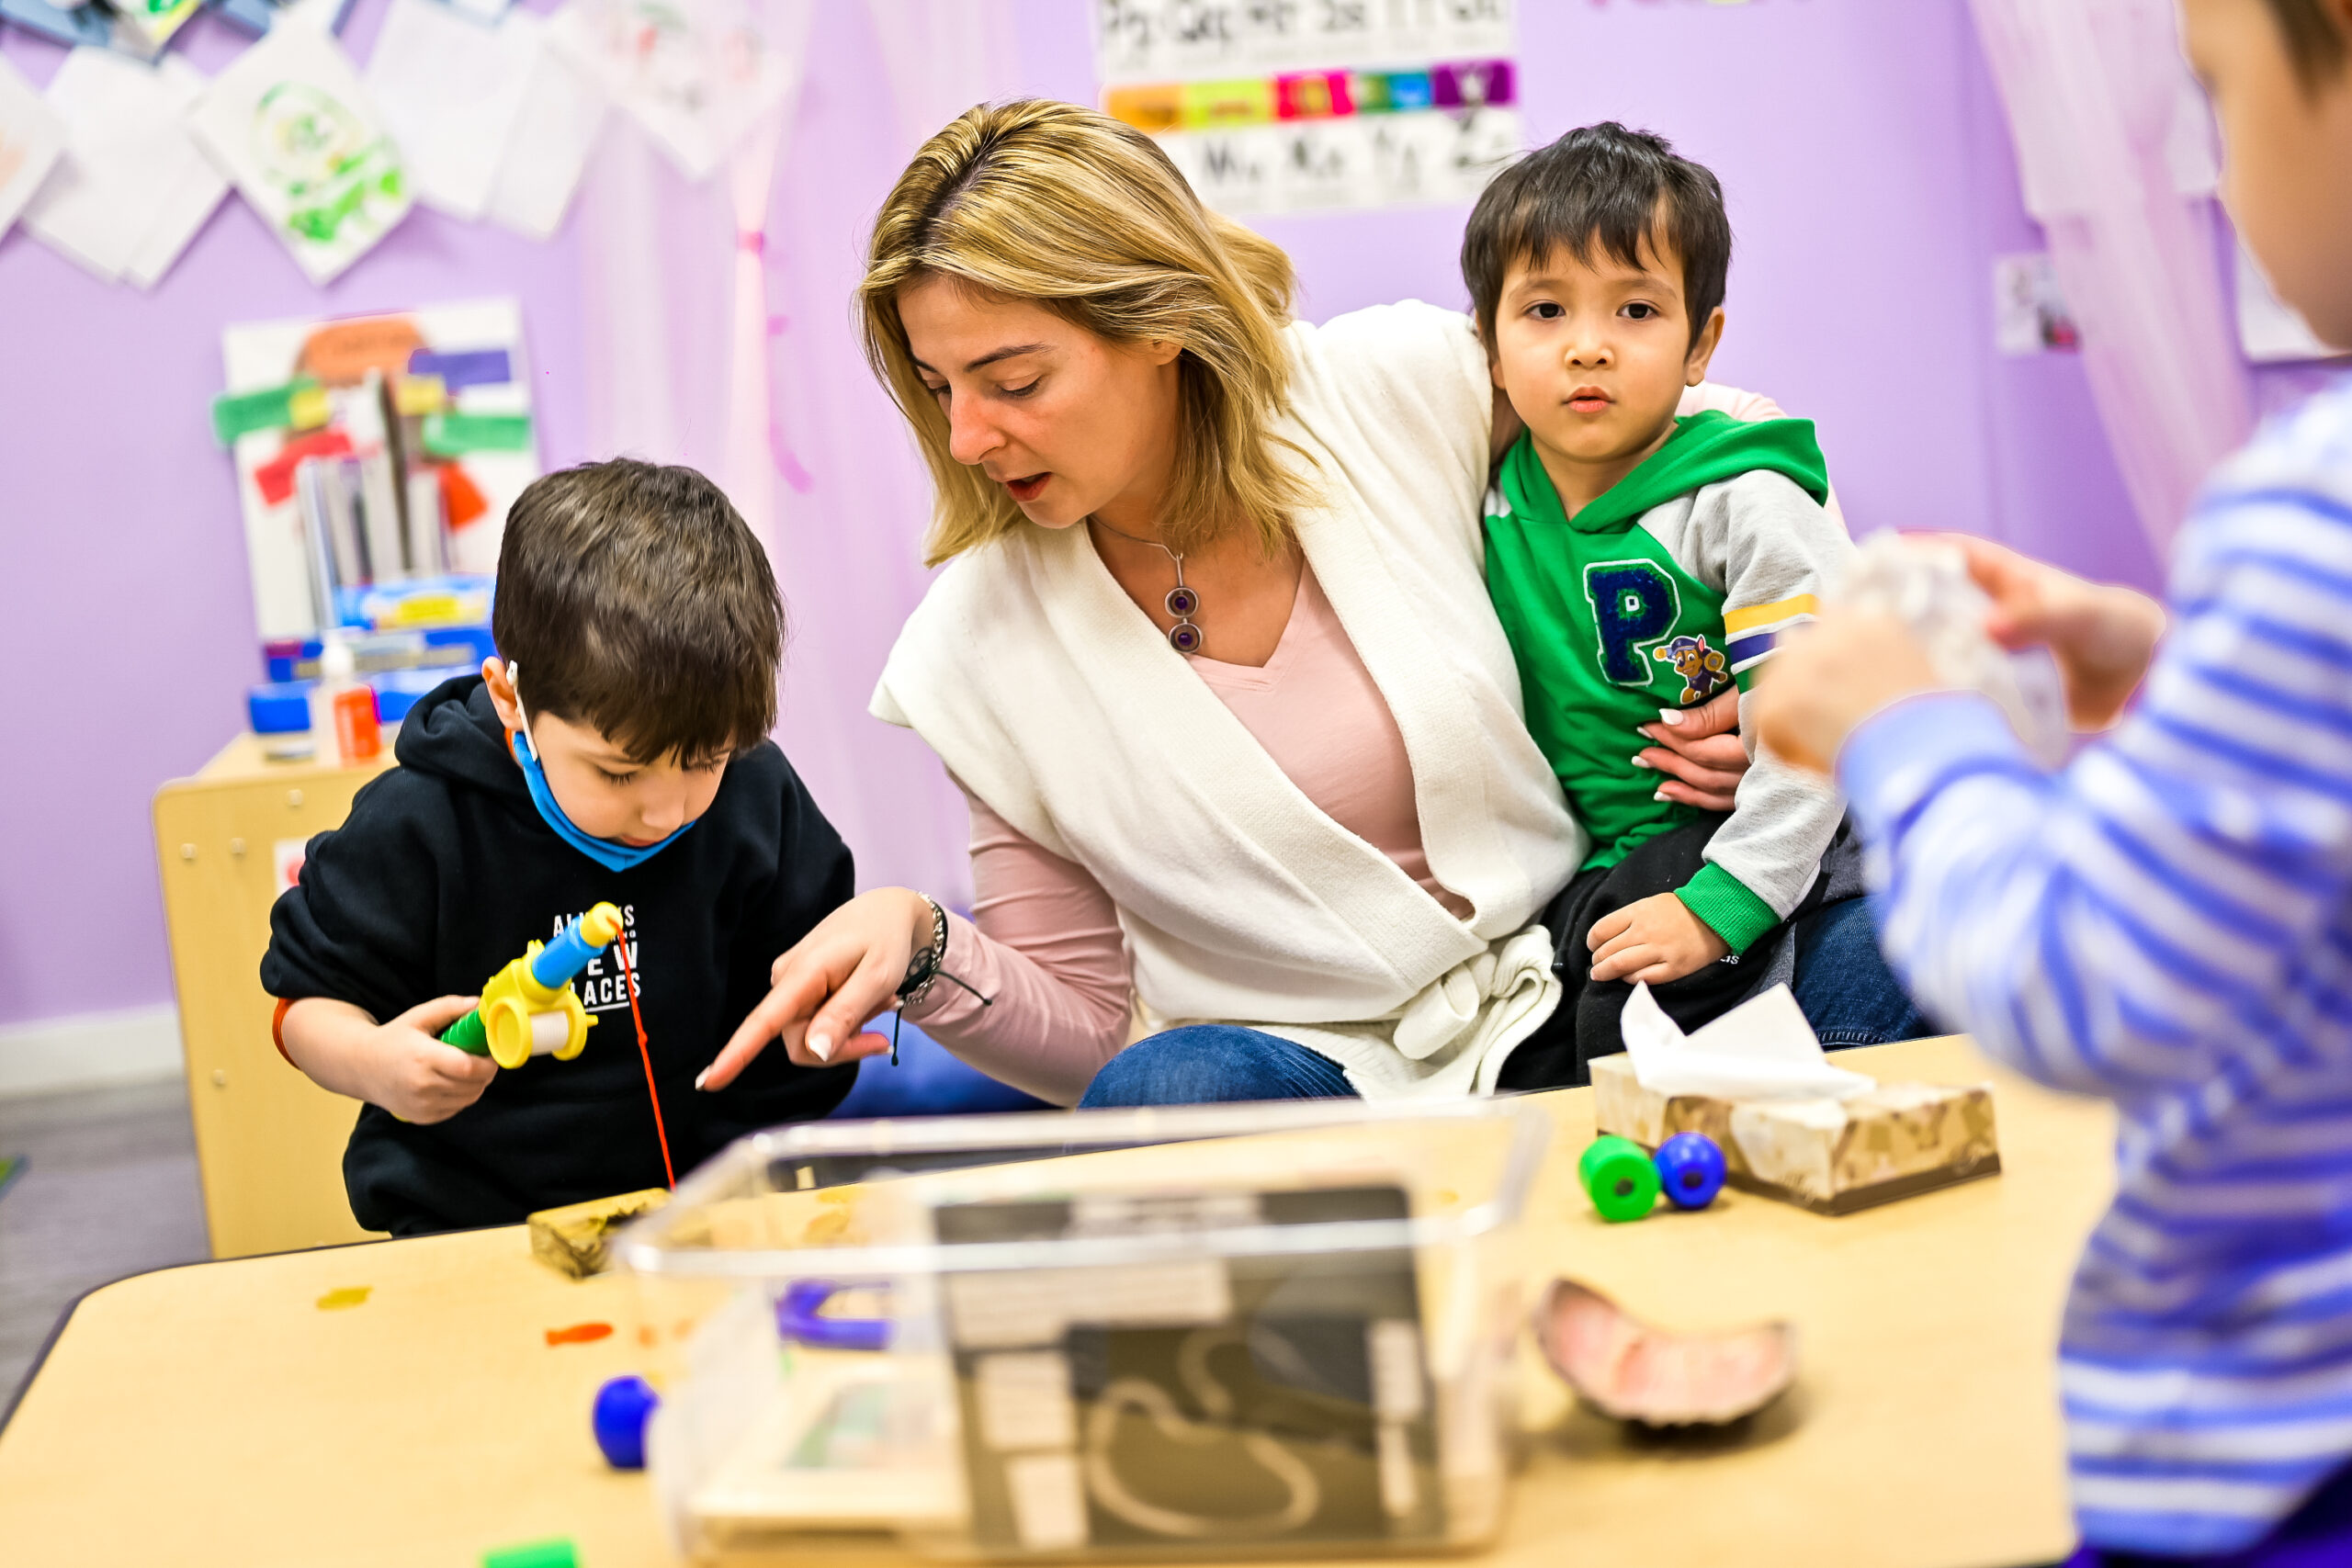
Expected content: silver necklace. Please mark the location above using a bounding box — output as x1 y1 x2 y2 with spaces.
1092 516 1203 655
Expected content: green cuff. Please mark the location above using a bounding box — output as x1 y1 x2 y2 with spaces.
1674 863 1781 955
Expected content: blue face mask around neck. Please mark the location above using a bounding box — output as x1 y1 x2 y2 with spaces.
504 668 695 873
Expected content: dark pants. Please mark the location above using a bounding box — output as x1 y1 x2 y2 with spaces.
1499 818 1824 1090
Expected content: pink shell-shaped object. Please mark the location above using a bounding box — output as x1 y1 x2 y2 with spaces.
1532 1278 1797 1427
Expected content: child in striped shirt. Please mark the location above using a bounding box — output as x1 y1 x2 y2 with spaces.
1757 1 2352 1559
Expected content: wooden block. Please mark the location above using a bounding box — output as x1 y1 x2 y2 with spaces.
1589 1055 2001 1215
527 1188 672 1278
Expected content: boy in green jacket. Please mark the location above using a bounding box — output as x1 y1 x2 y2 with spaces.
1470 122 1860 1086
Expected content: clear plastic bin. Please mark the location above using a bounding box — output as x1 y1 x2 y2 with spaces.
613 1097 1553 1564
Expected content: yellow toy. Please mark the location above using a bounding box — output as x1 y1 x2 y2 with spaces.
440 902 626 1069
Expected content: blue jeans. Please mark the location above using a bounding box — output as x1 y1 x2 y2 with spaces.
1791 896 1930 1047
1077 1026 1357 1107
1075 897 1928 1108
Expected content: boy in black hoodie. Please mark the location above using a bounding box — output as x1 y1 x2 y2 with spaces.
263 459 856 1235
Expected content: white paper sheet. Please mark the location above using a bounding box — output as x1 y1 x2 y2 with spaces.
546 0 797 181
363 0 537 221
0 54 68 243
1621 982 1872 1101
22 50 225 288
188 23 412 284
482 13 606 240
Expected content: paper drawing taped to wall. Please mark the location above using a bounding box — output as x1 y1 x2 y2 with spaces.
189 23 412 283
546 0 802 182
23 50 229 289
0 53 68 243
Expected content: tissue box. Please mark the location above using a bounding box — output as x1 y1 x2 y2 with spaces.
1589 1055 2000 1215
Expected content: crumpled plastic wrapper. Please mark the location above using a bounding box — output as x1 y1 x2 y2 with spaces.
1837 533 2071 769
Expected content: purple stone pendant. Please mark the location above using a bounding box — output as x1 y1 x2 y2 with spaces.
1164 567 1202 655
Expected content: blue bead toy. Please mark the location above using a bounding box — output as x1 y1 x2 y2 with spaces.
1656 1132 1728 1210
593 1374 661 1470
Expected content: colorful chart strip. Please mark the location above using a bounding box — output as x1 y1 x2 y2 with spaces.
1107 58 1511 134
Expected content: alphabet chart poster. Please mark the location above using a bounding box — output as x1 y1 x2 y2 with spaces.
1092 0 1519 216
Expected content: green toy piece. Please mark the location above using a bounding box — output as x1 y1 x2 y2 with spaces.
1578 1134 1662 1224
481 1539 577 1568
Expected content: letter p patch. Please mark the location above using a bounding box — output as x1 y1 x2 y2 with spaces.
1583 561 1681 685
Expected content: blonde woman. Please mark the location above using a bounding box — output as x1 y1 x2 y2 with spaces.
696 100 1918 1108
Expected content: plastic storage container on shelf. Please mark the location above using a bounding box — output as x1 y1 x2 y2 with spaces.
613 1097 1552 1565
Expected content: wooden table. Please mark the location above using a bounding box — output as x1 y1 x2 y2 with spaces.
0 1036 2113 1568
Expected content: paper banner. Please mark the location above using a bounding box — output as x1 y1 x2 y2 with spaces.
24 50 229 288
1093 0 1520 215
482 14 607 239
188 22 412 283
0 53 68 243
363 0 537 221
546 0 799 182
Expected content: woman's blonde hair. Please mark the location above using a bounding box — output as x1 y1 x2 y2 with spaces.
860 99 1311 564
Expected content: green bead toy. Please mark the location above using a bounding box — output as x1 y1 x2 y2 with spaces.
1578 1134 1662 1223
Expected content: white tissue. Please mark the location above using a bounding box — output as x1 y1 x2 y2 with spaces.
1621 982 1872 1101
1837 533 2071 769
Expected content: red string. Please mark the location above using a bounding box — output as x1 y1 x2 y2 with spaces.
612 931 674 1190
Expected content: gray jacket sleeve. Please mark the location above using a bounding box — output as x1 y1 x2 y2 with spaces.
1647 469 1856 923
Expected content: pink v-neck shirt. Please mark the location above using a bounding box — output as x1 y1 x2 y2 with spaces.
900 374 1787 1106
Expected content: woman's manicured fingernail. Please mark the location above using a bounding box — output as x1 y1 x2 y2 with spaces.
1630 755 1652 770
1653 789 1669 802
694 1069 711 1091
808 1033 833 1062
1658 708 1684 727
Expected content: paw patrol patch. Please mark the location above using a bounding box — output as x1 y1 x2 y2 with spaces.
1653 634 1729 705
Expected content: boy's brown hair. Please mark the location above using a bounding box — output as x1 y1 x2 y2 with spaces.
2265 0 2348 87
492 459 781 765
1461 121 1731 353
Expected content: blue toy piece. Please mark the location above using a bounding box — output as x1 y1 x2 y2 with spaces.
1656 1132 1728 1210
592 1375 660 1471
775 1280 891 1351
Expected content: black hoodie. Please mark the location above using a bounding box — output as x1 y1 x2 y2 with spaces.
261 676 857 1235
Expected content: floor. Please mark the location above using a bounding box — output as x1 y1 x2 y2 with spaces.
0 1078 209 1417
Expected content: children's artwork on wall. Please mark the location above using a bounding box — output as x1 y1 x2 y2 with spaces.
545 0 803 181
2236 240 2346 364
363 0 537 221
217 299 539 640
110 0 205 58
187 21 411 283
22 49 228 288
0 53 68 242
1993 253 2079 356
1093 0 1519 215
0 0 116 51
481 18 606 239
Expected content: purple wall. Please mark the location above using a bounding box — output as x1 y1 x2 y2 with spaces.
0 0 2154 1031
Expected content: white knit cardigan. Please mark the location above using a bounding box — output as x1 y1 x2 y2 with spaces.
871 302 1585 1096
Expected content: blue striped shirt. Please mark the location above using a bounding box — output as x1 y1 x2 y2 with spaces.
1839 377 2352 1557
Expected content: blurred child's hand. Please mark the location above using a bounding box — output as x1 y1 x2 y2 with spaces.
280 994 495 1124
1634 688 1747 810
1588 893 1732 986
1753 613 1944 773
697 890 929 1089
1951 535 2165 728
